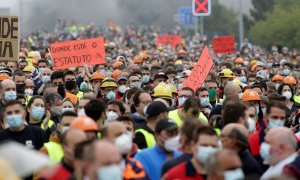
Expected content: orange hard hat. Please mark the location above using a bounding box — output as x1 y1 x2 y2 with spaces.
70 116 99 131
91 72 105 81
271 74 283 82
139 51 150 60
283 75 297 86
242 89 261 102
112 69 121 80
234 58 244 64
133 56 143 63
113 61 124 69
177 49 186 55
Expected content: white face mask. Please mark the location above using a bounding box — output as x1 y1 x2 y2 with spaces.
77 108 86 116
224 168 245 180
247 117 256 133
115 132 132 155
97 164 123 180
164 135 181 152
196 146 218 163
238 93 243 100
24 88 33 96
282 91 292 100
106 111 119 123
118 85 127 94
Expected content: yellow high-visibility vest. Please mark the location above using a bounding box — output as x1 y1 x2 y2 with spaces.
168 109 208 127
44 141 64 163
135 129 156 148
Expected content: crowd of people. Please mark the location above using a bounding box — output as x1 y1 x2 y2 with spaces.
0 19 300 180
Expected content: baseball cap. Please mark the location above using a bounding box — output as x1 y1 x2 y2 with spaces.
155 119 178 133
117 76 127 82
145 101 168 118
0 67 12 76
154 72 168 81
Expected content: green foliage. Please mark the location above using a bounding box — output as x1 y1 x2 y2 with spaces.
249 2 300 48
250 0 275 21
203 0 238 38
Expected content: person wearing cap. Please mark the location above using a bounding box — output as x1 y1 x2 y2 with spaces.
134 119 181 180
151 82 173 107
218 68 235 98
134 101 169 149
70 116 99 139
37 128 87 180
116 76 128 99
221 123 262 176
163 126 219 180
256 70 269 81
153 72 168 87
272 74 283 90
90 72 105 92
63 70 83 101
99 77 118 103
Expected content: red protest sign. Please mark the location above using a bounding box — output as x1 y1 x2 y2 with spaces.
50 38 106 70
213 36 235 54
181 46 213 92
156 35 182 48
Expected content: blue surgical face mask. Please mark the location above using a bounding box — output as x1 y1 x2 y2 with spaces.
6 114 23 129
178 97 187 106
80 82 90 92
97 164 122 180
224 168 245 180
260 142 271 164
106 91 116 100
41 76 51 83
118 85 127 94
31 106 45 121
200 98 211 107
268 118 284 129
4 91 17 101
142 75 150 83
267 63 273 68
196 146 218 163
283 68 291 76
238 76 247 83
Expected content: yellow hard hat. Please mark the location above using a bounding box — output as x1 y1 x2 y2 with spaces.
152 83 173 99
23 65 35 73
175 60 183 65
232 78 242 86
249 60 257 67
167 83 178 94
100 77 117 88
218 69 235 78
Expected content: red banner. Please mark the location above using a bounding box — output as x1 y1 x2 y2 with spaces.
213 36 235 54
181 46 213 92
50 38 106 70
156 35 182 48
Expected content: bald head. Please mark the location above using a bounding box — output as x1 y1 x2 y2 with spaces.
224 82 241 97
267 127 297 151
94 140 121 165
222 123 249 151
1 79 16 90
63 128 87 147
101 121 126 141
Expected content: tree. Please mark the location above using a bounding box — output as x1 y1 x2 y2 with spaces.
250 0 275 22
203 0 239 38
249 1 300 49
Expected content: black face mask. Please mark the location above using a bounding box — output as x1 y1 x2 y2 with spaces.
16 83 25 94
65 81 76 91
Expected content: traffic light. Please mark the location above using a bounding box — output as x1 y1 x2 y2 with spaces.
192 0 211 16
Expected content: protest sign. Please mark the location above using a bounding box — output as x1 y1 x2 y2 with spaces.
0 15 19 61
50 38 106 70
156 35 182 48
181 46 213 92
213 36 235 54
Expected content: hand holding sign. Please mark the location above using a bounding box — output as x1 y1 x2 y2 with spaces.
213 36 235 54
50 38 106 70
181 46 213 92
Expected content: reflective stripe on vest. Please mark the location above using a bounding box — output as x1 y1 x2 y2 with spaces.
44 141 64 163
135 129 156 148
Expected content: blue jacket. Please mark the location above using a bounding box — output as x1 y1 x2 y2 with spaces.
134 145 181 180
